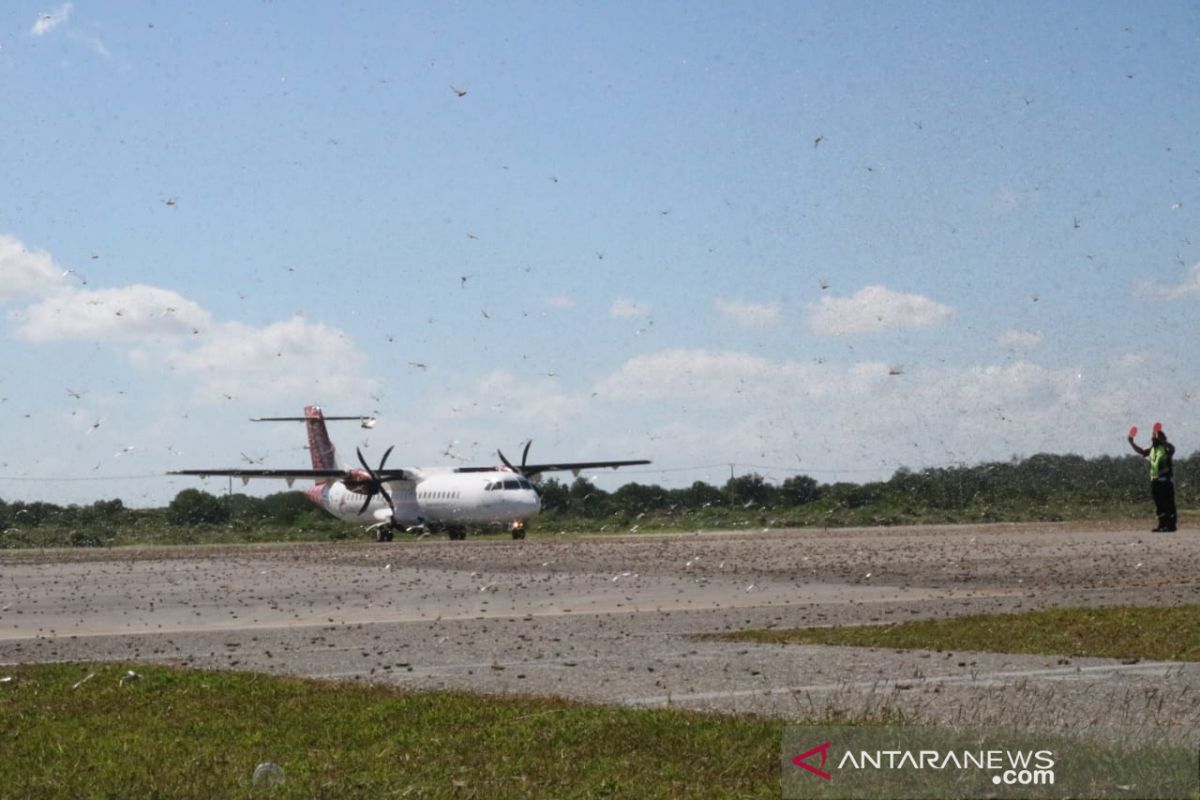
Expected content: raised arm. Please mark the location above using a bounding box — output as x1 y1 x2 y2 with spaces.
1128 435 1149 457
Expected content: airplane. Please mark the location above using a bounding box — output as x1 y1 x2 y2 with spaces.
169 405 650 542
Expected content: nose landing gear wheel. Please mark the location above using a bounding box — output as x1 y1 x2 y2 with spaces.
510 521 526 540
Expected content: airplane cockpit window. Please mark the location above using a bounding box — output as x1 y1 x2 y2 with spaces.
503 480 520 490
518 479 533 490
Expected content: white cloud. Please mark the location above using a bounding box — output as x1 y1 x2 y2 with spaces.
591 347 1132 481
545 294 576 310
993 187 1039 213
595 348 886 406
31 3 72 36
1112 352 1149 369
998 329 1044 349
72 31 110 58
609 298 650 318
159 316 372 403
0 234 70 301
714 297 782 328
1151 263 1200 300
807 285 954 335
480 371 587 426
597 349 776 401
2 234 373 404
16 285 211 342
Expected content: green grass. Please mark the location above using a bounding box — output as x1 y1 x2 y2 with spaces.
2 663 1194 799
717 605 1200 662
535 502 1152 535
0 663 793 799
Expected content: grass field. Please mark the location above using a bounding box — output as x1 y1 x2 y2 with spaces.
1 662 1195 799
0 662 792 799
717 605 1200 662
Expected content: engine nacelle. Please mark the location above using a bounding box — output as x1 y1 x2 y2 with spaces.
343 468 373 493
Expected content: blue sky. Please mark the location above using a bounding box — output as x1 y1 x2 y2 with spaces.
2 1 1197 507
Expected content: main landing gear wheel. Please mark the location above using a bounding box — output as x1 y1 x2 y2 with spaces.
369 524 394 543
448 528 467 541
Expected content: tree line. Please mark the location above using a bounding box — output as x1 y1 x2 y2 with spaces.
0 451 1192 546
534 451 1195 527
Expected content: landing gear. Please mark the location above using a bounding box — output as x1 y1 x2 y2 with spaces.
510 520 527 540
447 526 467 541
405 521 433 538
368 522 395 543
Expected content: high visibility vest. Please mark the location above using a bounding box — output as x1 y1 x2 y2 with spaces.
1150 445 1172 480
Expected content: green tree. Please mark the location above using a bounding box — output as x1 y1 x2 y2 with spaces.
778 475 821 506
568 477 611 517
536 478 569 513
611 482 664 516
262 491 314 524
166 489 231 526
723 473 774 508
675 481 724 510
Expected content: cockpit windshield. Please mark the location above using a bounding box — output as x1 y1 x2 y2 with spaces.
486 479 534 491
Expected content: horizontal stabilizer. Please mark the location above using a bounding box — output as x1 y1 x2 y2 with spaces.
252 415 375 423
169 468 411 481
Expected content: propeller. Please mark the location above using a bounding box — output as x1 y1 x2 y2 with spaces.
497 440 533 478
497 440 543 496
355 445 395 516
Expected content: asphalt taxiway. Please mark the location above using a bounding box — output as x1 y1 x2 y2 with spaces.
2 524 1197 743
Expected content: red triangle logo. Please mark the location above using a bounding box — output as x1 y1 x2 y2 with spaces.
792 741 832 781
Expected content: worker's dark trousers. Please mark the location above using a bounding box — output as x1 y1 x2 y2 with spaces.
1151 479 1177 531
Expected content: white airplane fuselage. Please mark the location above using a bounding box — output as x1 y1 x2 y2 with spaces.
307 470 541 527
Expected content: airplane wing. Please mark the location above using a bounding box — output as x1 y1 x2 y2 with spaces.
454 460 650 476
169 468 411 483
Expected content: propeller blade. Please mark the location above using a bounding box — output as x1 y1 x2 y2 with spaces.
497 449 516 473
352 445 395 514
521 440 532 471
378 445 395 473
376 445 396 510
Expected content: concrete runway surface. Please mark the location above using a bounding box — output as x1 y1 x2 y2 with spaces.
2 524 1198 743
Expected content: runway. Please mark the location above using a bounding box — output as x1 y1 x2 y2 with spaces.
2 524 1198 743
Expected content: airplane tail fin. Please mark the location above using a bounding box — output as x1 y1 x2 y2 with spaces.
304 404 338 470
252 406 377 472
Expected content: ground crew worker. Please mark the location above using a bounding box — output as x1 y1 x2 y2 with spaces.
1128 423 1176 532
